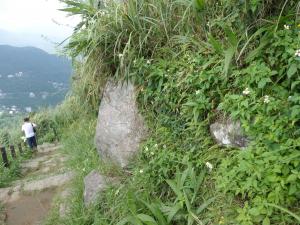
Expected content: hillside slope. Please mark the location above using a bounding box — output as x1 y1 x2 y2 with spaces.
0 45 71 113
23 1 300 225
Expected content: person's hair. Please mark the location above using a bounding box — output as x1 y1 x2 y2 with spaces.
24 117 30 122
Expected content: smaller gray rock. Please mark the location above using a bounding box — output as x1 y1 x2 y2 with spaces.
83 170 117 206
210 120 249 148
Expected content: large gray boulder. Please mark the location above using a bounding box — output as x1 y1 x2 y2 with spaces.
83 170 116 206
95 80 147 167
210 120 249 148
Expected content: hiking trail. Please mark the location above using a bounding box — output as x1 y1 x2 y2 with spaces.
0 143 74 225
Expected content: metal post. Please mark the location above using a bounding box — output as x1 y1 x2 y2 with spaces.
18 143 23 154
10 145 17 159
1 146 9 167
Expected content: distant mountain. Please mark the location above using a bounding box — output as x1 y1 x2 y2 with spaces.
0 45 72 115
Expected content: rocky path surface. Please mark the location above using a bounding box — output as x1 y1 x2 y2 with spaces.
0 143 74 225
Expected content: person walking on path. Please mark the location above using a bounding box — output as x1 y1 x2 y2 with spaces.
21 117 37 151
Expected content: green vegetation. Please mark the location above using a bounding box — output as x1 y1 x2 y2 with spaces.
2 0 300 224
52 0 300 224
0 150 33 188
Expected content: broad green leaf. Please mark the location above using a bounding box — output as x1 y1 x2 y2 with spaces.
137 214 158 224
183 190 192 211
287 63 298 79
229 95 241 100
180 167 189 187
249 207 260 216
223 26 238 47
286 174 298 183
196 197 216 214
208 34 223 54
166 180 183 199
289 184 297 195
258 78 271 89
246 35 269 62
291 80 300 90
224 47 235 76
193 0 205 10
59 7 82 14
162 204 181 223
262 217 270 225
140 200 168 225
116 216 142 225
191 170 206 203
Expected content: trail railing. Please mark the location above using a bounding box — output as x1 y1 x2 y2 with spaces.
0 142 26 168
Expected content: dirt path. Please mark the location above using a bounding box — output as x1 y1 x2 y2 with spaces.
0 143 74 225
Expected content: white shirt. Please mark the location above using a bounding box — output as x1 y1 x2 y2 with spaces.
22 122 36 138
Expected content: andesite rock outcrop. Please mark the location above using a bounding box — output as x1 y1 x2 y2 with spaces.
83 170 117 206
95 80 147 167
210 119 249 148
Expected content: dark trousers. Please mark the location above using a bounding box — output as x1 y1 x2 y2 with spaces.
27 136 37 149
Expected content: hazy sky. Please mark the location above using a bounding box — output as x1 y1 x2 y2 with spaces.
0 0 81 51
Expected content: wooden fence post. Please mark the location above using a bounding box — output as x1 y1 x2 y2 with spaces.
18 143 23 154
10 145 17 159
1 146 9 167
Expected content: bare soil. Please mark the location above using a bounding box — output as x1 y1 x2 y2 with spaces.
5 189 56 225
0 143 73 225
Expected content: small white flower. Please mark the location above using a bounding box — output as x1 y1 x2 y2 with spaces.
118 53 123 58
150 152 154 155
154 144 158 148
196 90 200 95
242 88 250 95
263 95 270 104
100 10 107 16
288 96 292 100
163 145 167 149
145 146 149 152
295 49 300 57
139 169 144 173
147 60 151 64
205 162 213 172
284 24 290 30
133 59 137 64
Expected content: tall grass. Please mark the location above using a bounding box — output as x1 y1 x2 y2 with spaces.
61 0 298 111
43 0 300 224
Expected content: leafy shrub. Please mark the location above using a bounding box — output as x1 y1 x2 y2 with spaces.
32 110 59 143
117 164 214 225
54 0 300 224
0 161 21 187
217 23 300 224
